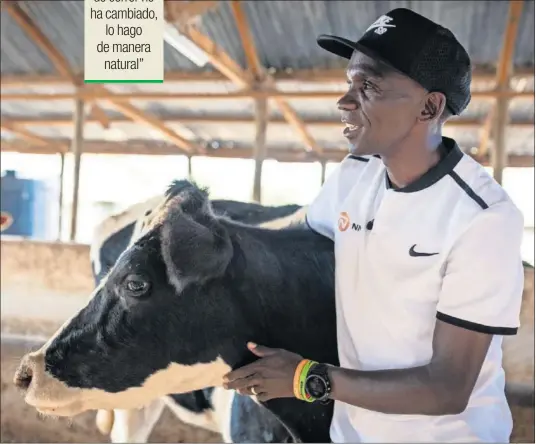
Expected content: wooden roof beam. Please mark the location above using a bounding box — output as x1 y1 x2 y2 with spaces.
477 0 524 158
1 139 533 168
2 116 534 129
0 121 62 148
229 1 264 81
88 103 111 129
3 2 111 131
1 89 532 101
228 0 322 154
4 1 199 154
4 3 72 79
180 25 250 88
102 99 202 154
2 68 534 87
171 6 322 154
164 1 219 26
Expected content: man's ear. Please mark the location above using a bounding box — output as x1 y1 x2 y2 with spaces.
160 192 233 291
418 92 447 123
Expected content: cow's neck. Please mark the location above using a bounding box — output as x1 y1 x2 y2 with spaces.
256 293 337 444
225 231 338 442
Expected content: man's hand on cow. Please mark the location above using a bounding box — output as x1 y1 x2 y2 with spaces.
222 342 303 402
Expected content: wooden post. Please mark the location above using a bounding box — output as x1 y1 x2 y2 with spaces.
320 160 327 186
252 98 268 203
58 152 65 240
492 95 509 184
484 0 524 183
69 97 85 241
187 155 193 180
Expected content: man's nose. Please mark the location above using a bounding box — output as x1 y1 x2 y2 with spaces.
337 94 359 112
14 355 35 390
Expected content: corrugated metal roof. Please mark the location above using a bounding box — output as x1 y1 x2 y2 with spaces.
0 1 216 74
0 8 56 74
198 0 535 71
1 1 534 75
0 1 533 159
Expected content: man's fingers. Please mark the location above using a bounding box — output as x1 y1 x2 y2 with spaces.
248 342 278 357
225 378 251 391
224 374 262 391
256 392 272 402
236 388 251 396
223 364 259 383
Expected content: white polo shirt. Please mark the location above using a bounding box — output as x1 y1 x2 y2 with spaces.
306 137 525 443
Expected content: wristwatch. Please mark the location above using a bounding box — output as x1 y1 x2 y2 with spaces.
304 363 332 404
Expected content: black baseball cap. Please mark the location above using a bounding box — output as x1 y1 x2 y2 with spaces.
317 8 472 115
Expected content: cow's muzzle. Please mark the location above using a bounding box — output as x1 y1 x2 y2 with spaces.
14 356 33 390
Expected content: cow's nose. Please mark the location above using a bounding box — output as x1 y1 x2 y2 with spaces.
14 361 33 390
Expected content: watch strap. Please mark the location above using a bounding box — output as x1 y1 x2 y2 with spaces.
305 363 332 403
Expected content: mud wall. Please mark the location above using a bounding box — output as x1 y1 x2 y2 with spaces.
1 239 94 338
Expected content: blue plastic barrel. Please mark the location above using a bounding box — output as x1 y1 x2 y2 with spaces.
1 170 56 239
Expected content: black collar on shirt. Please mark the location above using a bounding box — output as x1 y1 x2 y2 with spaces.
384 137 463 193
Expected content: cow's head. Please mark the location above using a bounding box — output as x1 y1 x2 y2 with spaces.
14 181 262 417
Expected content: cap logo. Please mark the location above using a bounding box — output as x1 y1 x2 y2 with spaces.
366 15 395 35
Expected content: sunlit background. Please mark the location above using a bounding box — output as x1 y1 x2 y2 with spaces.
1 153 533 266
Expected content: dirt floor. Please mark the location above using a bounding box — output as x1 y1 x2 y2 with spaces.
1 337 534 443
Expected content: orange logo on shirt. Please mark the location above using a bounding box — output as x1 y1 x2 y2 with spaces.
338 211 350 232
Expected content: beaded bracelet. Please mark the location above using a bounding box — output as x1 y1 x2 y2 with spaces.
293 359 317 402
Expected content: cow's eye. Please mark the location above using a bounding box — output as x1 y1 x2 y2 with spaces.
124 275 150 297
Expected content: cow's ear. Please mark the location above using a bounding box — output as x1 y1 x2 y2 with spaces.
160 200 233 289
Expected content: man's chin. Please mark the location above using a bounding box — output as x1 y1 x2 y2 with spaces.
348 141 379 157
348 144 369 156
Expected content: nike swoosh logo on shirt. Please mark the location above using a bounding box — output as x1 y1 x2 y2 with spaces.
409 244 439 257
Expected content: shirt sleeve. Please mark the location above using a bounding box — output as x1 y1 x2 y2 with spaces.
436 202 525 335
305 162 343 240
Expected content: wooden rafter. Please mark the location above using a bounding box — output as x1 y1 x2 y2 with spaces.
179 25 250 88
252 97 268 202
173 11 322 154
271 96 323 152
103 99 204 154
228 1 322 154
4 3 72 78
2 2 80 149
0 121 57 147
1 116 533 129
2 139 533 168
229 1 264 81
164 1 218 27
69 97 84 240
231 0 268 202
4 2 199 154
2 68 533 87
89 103 111 129
477 0 525 158
3 2 111 130
1 88 531 102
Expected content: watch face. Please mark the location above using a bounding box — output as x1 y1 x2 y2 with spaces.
306 374 327 398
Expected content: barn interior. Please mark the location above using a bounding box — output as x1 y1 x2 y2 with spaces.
0 1 534 443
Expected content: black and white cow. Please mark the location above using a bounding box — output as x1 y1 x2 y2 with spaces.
90 195 305 285
89 193 307 442
14 180 338 443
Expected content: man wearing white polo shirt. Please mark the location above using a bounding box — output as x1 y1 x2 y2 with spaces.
223 8 525 442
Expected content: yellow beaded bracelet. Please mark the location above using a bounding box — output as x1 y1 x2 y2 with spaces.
293 359 317 402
